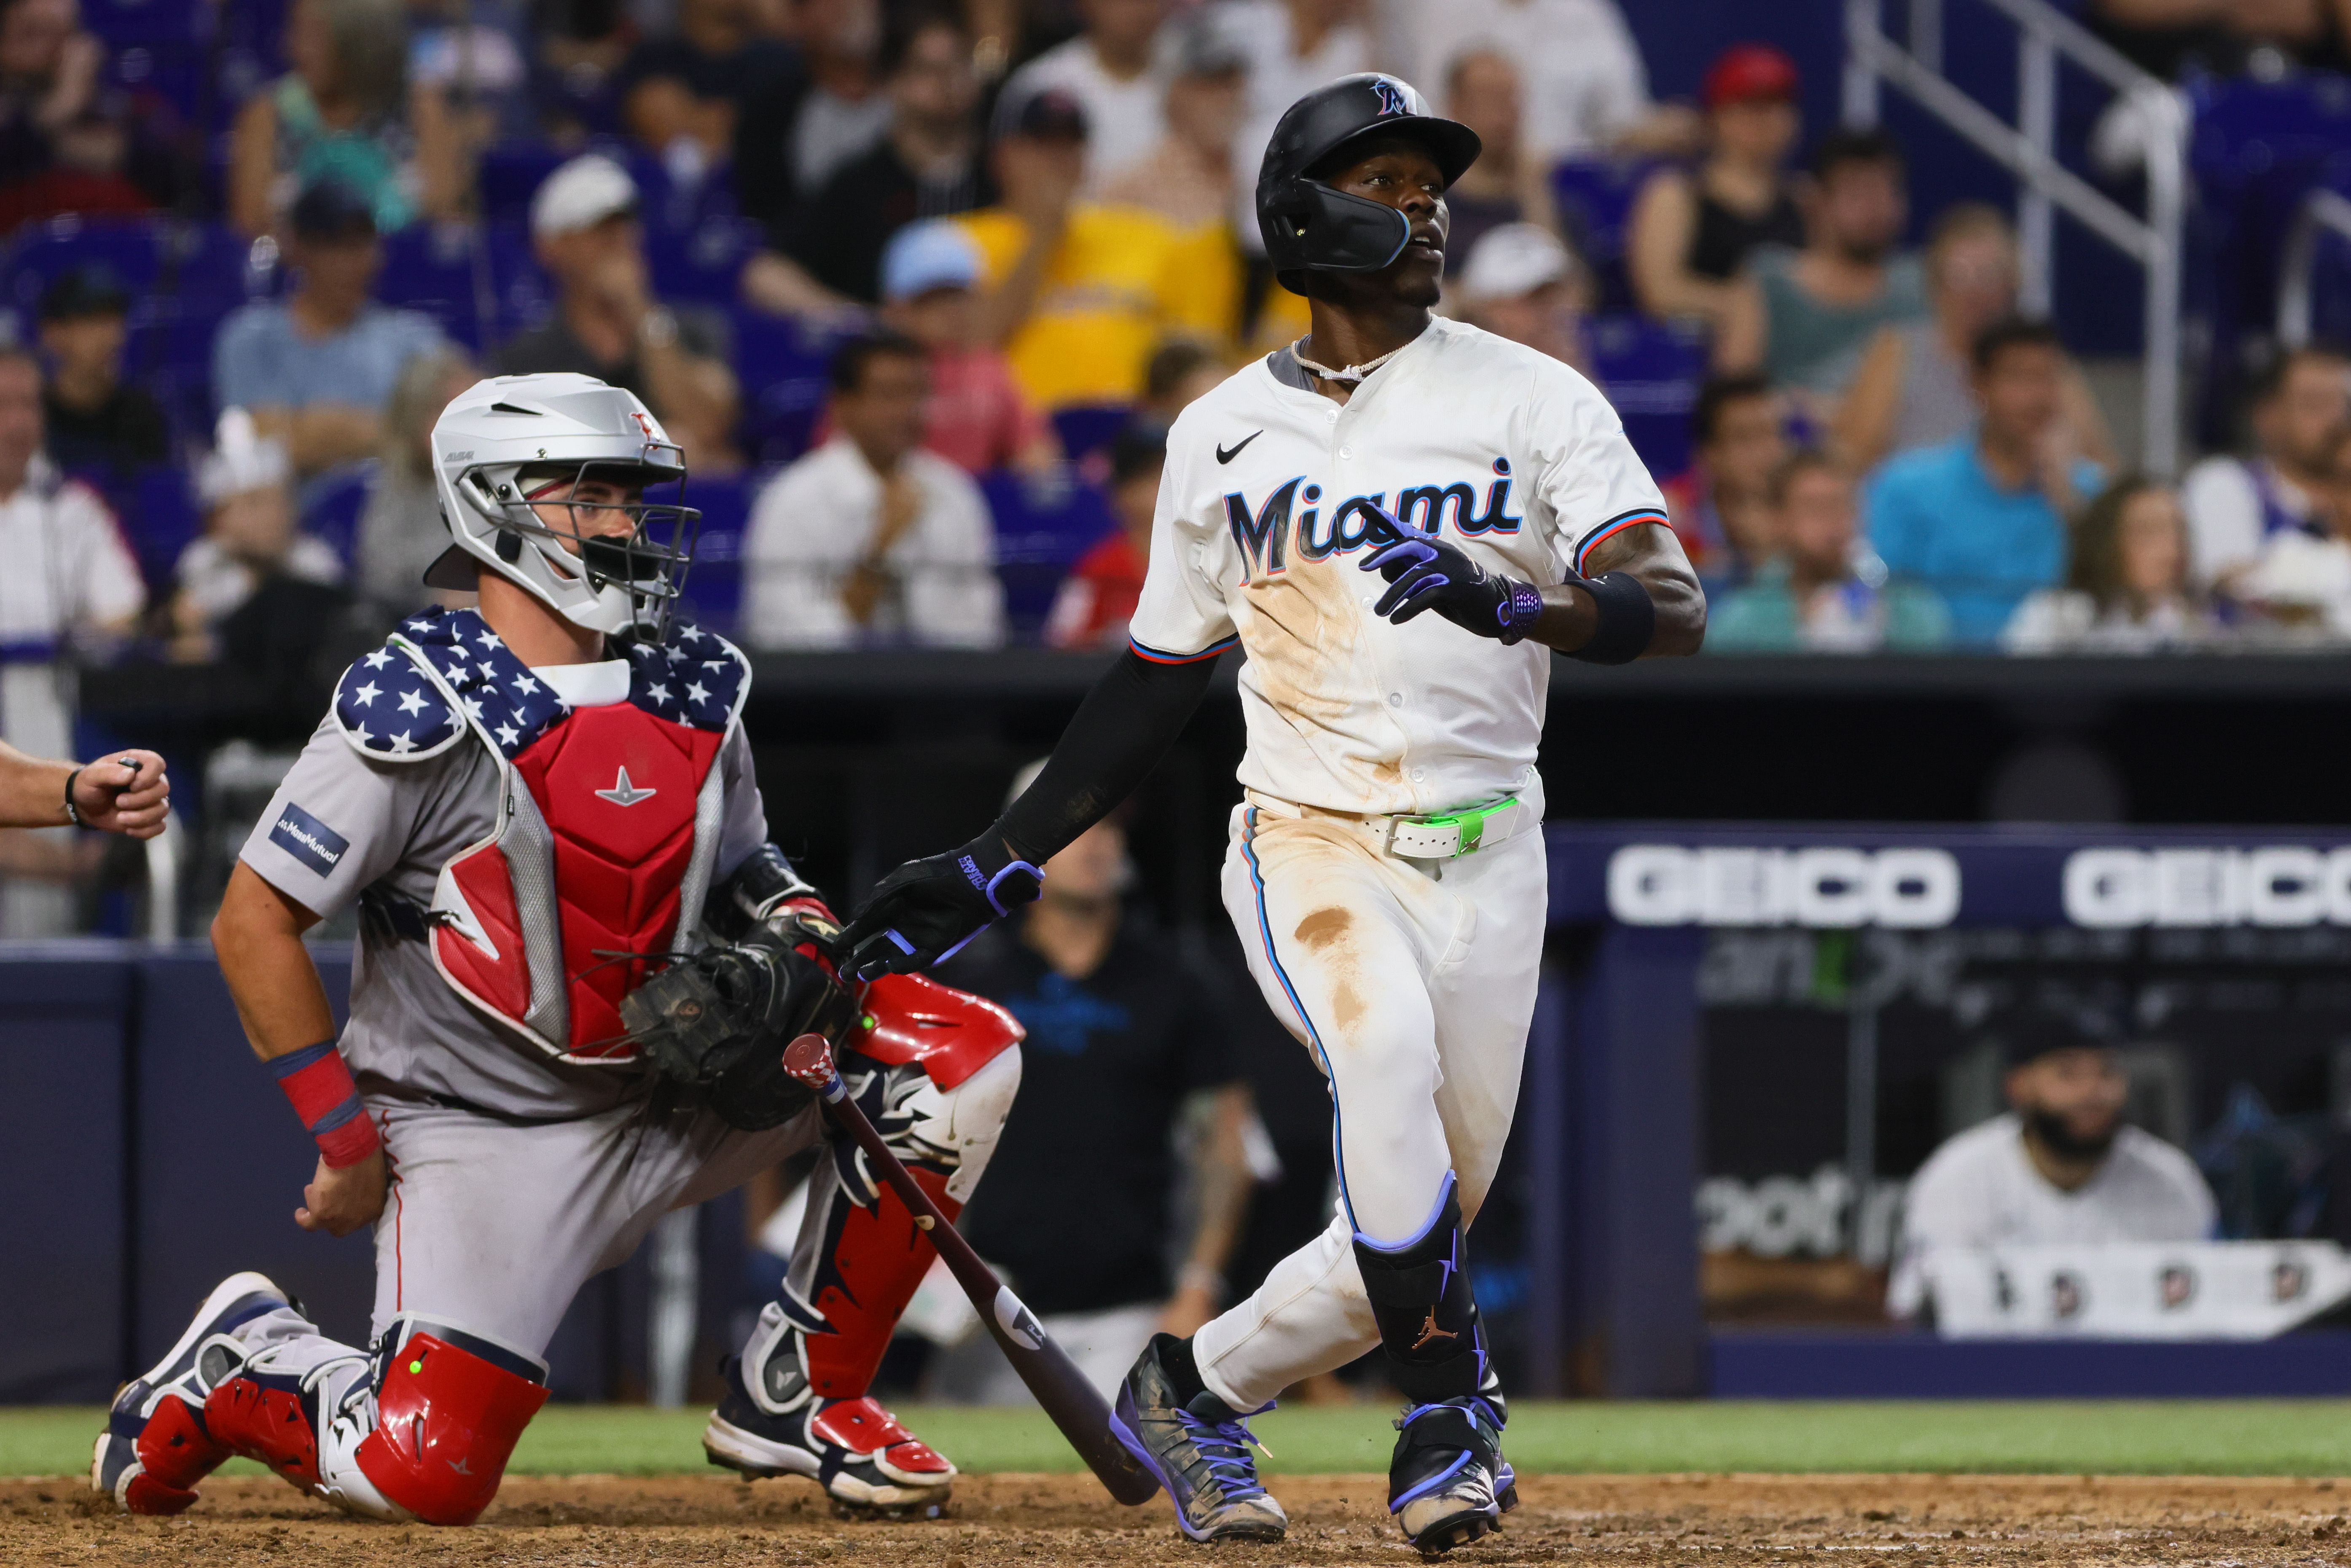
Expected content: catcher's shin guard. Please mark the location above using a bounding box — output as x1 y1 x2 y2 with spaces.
350 1318 551 1526
704 1043 1018 1514
93 1271 301 1514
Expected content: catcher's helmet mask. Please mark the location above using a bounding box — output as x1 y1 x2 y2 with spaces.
427 373 703 640
1257 72 1482 297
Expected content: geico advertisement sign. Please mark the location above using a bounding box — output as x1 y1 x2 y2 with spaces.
1607 846 1961 928
2064 847 2351 928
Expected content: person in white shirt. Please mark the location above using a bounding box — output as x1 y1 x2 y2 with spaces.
1889 1023 2217 1321
1383 0 1700 162
744 333 1003 649
168 409 345 664
1002 0 1169 194
0 346 145 934
2180 345 2349 593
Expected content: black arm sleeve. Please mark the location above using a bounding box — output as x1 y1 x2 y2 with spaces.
994 649 1223 863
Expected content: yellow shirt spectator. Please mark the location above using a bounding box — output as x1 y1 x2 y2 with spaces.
959 203 1234 409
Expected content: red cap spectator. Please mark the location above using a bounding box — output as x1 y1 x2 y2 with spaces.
1703 44 1800 110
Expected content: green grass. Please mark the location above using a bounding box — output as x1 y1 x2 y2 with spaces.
17 1400 2351 1481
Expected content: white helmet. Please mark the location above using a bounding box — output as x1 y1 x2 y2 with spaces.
425 372 699 638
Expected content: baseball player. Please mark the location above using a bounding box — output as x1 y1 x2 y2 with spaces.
0 743 168 835
839 75 1703 1554
92 373 1024 1526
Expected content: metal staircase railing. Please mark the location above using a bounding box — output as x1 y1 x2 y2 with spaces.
1845 0 2188 475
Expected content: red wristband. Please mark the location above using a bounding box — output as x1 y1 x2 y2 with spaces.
269 1040 382 1168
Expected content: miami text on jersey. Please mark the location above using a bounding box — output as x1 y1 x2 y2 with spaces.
1225 459 1524 577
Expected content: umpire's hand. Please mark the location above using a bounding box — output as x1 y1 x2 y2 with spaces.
838 834 1045 982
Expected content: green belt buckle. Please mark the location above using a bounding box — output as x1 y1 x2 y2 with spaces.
1408 794 1517 857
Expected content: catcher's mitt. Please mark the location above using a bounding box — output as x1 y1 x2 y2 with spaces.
620 929 860 1129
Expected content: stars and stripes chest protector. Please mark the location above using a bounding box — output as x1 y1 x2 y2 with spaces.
331 609 751 1064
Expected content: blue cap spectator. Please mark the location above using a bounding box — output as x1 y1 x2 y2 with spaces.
881 217 982 303
212 177 448 481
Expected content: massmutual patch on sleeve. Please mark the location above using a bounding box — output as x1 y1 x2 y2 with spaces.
269 803 349 878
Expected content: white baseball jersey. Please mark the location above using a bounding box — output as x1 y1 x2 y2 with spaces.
1129 316 1669 817
1887 1113 2217 1317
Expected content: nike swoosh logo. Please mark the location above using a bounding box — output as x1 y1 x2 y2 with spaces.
1216 431 1263 465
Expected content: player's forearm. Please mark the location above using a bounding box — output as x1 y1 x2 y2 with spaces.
1534 523 1706 658
0 743 73 828
212 863 338 1061
993 649 1220 862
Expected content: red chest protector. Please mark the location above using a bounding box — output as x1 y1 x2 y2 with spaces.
333 609 751 1065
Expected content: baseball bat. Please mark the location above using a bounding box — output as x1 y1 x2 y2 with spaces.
781 1033 1161 1506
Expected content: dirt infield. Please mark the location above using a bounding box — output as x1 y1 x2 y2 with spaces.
12 1471 2351 1565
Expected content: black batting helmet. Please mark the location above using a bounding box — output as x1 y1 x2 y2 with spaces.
1256 73 1481 296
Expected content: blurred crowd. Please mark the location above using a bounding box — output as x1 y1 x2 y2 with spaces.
8 0 2351 883
5 0 2350 685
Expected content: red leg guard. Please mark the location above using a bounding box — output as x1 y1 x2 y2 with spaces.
353 1333 549 1526
204 1375 323 1492
803 1166 960 1401
118 1393 230 1514
136 1393 231 1490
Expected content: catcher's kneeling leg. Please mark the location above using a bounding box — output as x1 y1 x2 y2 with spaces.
212 1313 548 1525
706 1038 1021 1513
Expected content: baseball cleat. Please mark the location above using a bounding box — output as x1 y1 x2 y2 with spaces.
704 1356 955 1518
1109 1334 1287 1543
91 1271 292 1514
1388 1395 1507 1556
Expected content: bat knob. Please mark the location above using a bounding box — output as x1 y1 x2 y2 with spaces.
782 1032 841 1096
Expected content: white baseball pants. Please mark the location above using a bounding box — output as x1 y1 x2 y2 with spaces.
1193 784 1547 1412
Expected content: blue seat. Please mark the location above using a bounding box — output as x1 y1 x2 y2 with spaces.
377 222 502 350
1049 404 1131 463
3 216 163 314
300 466 374 571
478 143 573 230
81 0 213 46
677 474 753 636
124 465 202 595
645 216 760 306
1550 156 1665 313
2187 73 2351 440
732 308 848 465
1586 314 1708 480
107 40 210 125
981 469 1116 642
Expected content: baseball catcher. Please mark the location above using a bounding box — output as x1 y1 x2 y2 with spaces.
93 373 1024 1525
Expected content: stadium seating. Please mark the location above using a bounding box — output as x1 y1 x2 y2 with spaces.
124 464 202 595
731 307 849 467
983 469 1117 642
1586 314 1708 480
1551 156 1665 315
1049 404 1132 464
676 473 753 636
299 465 375 571
2187 74 2351 438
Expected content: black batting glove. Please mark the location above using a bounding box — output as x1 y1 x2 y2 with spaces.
838 832 1044 982
1358 506 1545 644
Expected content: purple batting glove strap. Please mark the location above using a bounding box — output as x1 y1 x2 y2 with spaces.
1496 578 1545 644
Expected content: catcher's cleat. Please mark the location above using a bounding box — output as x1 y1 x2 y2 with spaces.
1109 1334 1287 1543
703 1354 955 1518
1388 1395 1507 1557
92 1272 292 1514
